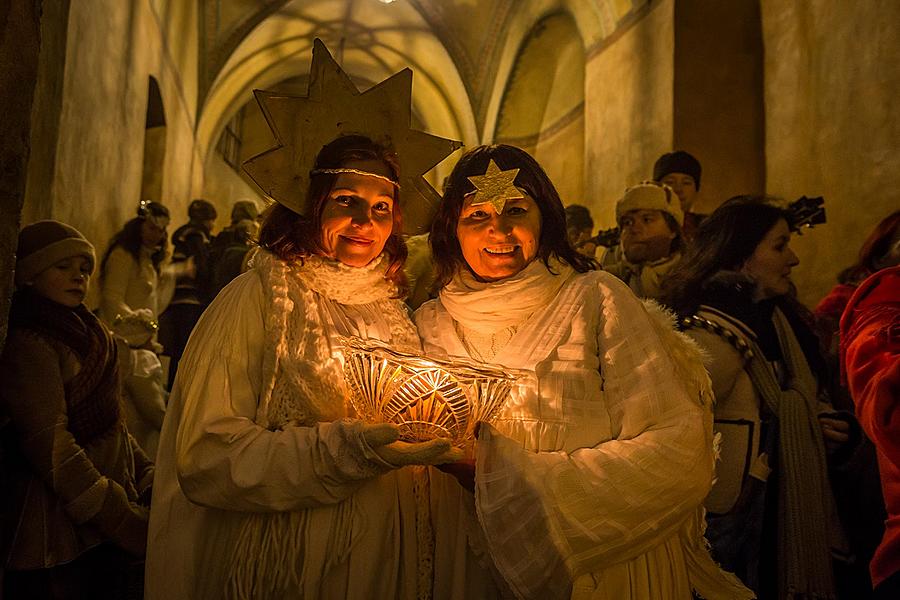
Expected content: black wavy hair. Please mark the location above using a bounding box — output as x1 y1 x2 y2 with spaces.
101 201 170 276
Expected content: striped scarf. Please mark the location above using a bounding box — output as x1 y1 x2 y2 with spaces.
9 290 121 445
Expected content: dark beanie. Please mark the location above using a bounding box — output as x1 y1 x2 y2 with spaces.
16 220 95 286
653 151 702 189
188 199 218 222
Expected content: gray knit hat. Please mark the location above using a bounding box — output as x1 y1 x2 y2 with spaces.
616 182 684 227
15 220 95 286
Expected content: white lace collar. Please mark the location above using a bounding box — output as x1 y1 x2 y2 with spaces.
256 251 398 305
439 258 574 334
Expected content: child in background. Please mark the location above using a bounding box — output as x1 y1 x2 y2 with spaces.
1 221 153 599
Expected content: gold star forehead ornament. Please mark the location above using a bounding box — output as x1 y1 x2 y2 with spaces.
242 39 462 233
466 159 524 214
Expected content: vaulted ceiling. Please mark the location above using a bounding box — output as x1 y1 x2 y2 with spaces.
193 0 648 177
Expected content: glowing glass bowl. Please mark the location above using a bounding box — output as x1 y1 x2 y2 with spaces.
341 337 519 444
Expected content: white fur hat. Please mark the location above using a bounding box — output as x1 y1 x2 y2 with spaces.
615 181 684 227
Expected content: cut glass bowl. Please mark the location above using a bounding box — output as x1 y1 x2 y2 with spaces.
341 336 519 444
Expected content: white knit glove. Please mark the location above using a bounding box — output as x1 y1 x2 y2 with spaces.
362 423 464 467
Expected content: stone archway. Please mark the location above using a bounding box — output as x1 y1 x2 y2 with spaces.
494 12 585 205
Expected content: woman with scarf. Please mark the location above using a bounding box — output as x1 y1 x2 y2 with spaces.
144 131 490 599
662 196 858 599
415 144 751 600
1 221 153 599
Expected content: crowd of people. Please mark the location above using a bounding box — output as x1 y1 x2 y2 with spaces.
2 42 899 600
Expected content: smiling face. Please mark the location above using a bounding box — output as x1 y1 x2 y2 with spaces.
457 190 542 281
29 255 93 307
319 159 397 268
741 218 799 300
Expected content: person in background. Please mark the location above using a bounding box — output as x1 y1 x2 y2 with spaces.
812 212 900 585
663 196 861 599
564 204 596 258
602 181 684 300
209 218 258 297
158 198 217 390
209 200 259 257
100 201 180 458
816 209 900 370
207 200 261 300
1 221 153 599
417 143 751 600
653 150 705 240
99 201 175 336
841 264 900 600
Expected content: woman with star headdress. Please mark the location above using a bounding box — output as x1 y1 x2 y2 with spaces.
415 144 754 600
143 42 493 599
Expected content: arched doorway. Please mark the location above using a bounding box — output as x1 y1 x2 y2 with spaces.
140 76 166 203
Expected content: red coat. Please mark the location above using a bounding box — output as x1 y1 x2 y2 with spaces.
816 283 857 324
841 265 900 587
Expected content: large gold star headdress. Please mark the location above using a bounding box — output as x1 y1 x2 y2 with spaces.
466 159 524 213
242 39 462 233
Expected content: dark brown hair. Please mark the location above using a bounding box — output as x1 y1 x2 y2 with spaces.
257 135 408 295
101 201 170 276
660 195 789 317
430 144 596 290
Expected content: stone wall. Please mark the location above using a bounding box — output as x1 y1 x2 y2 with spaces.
1 0 44 347
674 0 765 214
21 0 199 308
494 12 585 205
761 0 900 306
584 0 675 227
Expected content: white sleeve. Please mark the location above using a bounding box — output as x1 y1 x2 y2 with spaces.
474 275 715 598
170 273 392 513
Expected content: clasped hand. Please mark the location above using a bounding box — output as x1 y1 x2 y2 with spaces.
361 423 464 467
818 414 851 453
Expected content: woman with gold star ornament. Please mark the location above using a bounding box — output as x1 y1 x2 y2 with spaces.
143 41 493 599
415 144 754 600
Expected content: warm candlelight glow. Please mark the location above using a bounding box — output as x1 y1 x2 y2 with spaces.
342 337 519 443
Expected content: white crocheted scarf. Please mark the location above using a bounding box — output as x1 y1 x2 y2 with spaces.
251 251 416 428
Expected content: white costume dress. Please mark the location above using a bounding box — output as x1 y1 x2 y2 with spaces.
100 246 175 459
414 260 753 600
99 246 175 328
146 252 496 599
